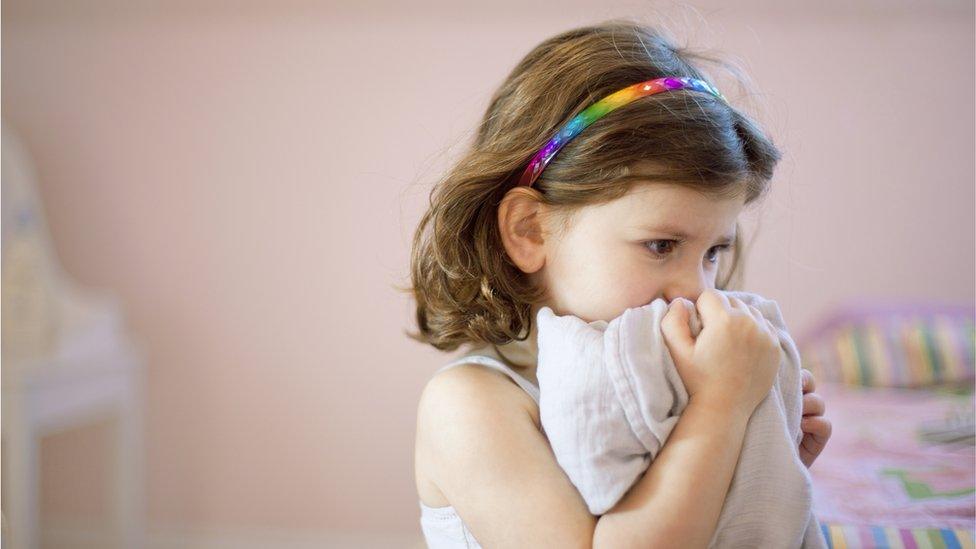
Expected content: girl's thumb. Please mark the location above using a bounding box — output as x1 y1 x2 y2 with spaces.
661 298 695 366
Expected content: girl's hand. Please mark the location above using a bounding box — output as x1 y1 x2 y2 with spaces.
799 369 832 468
661 289 781 419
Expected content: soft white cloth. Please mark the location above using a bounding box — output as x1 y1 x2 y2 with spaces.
535 290 827 548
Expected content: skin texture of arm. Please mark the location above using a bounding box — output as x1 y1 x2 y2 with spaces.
593 396 752 549
418 365 753 548
416 364 597 548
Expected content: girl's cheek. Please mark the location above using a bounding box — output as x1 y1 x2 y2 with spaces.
604 263 661 309
547 248 657 321
580 278 658 322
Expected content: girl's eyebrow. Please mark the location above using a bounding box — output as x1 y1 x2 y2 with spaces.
715 233 736 246
636 223 736 244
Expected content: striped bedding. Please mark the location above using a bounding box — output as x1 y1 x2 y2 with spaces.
816 522 973 548
794 303 974 548
799 303 974 388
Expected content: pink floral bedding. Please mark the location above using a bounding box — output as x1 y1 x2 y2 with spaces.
810 380 975 548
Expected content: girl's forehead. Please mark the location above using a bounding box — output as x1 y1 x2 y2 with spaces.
615 182 742 215
585 182 744 235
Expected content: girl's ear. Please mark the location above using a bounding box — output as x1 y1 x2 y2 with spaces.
497 187 549 274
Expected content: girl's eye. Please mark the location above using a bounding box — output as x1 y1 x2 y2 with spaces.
706 244 732 264
645 239 678 257
645 240 733 263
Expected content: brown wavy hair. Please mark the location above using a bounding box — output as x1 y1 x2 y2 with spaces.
400 18 782 353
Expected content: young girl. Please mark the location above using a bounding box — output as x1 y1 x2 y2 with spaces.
408 18 832 548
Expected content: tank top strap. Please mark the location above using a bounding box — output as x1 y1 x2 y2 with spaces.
436 354 540 405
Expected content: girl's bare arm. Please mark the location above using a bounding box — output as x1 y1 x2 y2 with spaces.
417 365 598 548
593 397 751 549
420 365 749 549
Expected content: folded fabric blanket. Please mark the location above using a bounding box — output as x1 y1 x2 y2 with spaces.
536 290 828 548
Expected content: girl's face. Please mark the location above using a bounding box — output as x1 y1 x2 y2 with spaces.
534 182 746 322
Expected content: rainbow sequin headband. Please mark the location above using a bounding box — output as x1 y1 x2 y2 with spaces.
517 76 728 188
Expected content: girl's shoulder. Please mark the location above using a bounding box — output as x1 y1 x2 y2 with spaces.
421 359 540 427
414 359 542 507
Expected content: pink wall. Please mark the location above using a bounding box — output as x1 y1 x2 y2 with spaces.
3 0 973 543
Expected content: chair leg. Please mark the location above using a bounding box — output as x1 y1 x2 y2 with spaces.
114 373 145 549
3 388 40 549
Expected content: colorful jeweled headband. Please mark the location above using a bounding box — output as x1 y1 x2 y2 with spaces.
516 76 728 188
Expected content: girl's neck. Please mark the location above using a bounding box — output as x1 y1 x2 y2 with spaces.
478 304 542 385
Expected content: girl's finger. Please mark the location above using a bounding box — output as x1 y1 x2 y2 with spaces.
696 289 731 326
801 415 832 441
802 392 826 417
800 432 829 468
662 299 694 367
728 296 751 316
801 369 816 394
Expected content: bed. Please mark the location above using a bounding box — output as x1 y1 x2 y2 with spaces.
795 302 975 548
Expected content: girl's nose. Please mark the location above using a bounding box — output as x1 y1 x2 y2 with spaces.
664 288 704 305
663 268 709 304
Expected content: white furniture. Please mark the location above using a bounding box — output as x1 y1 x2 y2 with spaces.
2 307 147 549
2 120 146 548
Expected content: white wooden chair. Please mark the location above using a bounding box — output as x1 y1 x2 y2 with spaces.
2 120 146 549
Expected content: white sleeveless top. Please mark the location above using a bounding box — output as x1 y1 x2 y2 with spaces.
418 345 541 549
